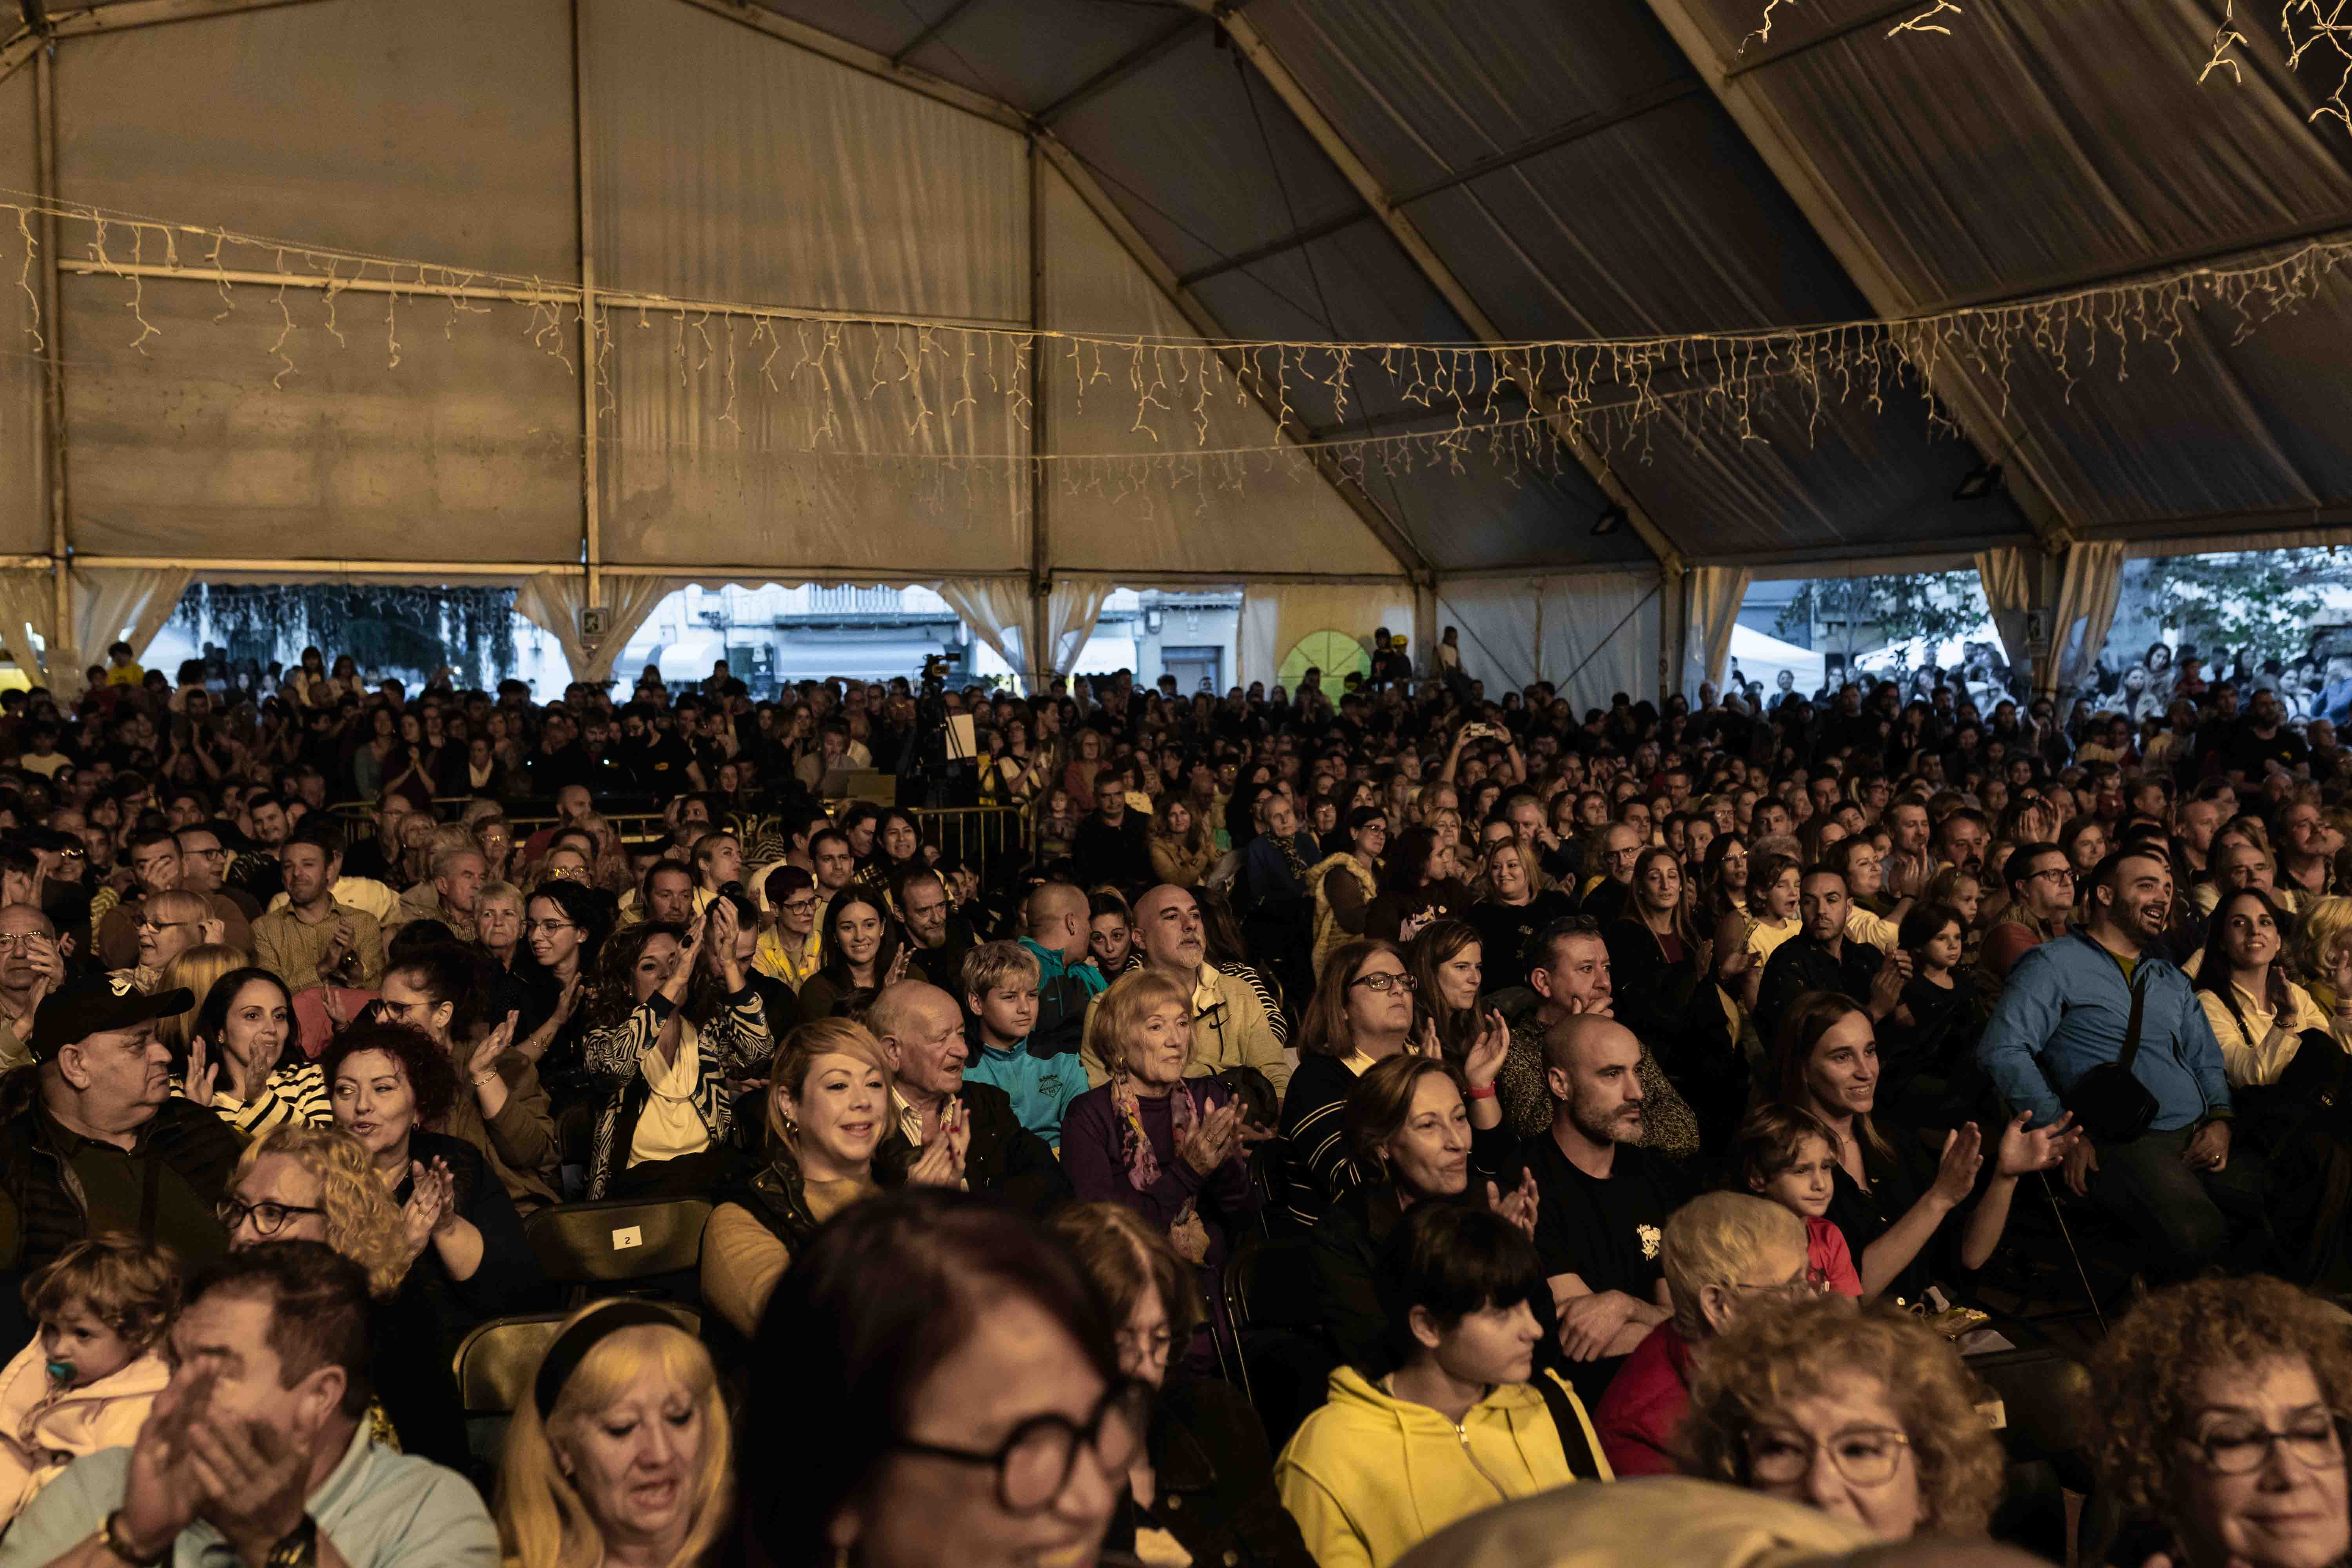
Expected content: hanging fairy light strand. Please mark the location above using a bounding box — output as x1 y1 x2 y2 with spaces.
4 188 2352 511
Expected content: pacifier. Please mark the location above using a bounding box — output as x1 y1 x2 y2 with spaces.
44 1360 74 1384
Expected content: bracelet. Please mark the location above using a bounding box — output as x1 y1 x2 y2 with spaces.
265 1514 319 1568
100 1509 170 1567
1465 1083 1497 1100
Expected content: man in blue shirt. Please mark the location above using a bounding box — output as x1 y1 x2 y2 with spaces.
1978 849 2255 1279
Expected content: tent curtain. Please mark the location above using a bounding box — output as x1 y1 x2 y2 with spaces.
516 572 678 687
1041 580 1112 681
0 570 53 681
1441 572 1661 718
2052 541 2127 696
938 578 1033 679
1976 542 2125 696
1236 584 1416 690
66 566 193 695
1683 566 1752 700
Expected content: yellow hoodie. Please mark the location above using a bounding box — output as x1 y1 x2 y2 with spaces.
1274 1365 1610 1568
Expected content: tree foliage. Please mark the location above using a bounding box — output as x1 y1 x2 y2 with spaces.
1775 571 1987 656
2123 550 2342 670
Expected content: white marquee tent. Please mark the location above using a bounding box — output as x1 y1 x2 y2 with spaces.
6 0 2352 711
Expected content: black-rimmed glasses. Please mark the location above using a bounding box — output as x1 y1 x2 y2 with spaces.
2180 1413 2352 1475
890 1378 1150 1513
217 1197 325 1237
1349 971 1417 995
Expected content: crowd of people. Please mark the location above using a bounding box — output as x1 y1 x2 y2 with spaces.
0 636 2347 1566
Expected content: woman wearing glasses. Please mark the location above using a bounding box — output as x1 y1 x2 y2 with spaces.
753 865 824 995
1053 1203 1316 1568
1278 940 1420 1231
1679 1292 2003 1542
741 1189 1142 1568
517 879 606 1105
216 1122 470 1472
2085 1275 2352 1568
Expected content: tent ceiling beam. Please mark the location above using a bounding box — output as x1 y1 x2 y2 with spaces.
2 0 337 76
1032 130 1438 586
1033 13 1205 127
1194 0 1687 577
1641 0 2074 557
1178 75 1705 291
889 0 986 66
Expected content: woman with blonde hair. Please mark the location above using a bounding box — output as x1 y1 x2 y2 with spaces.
154 941 246 1056
699 1020 892 1339
2295 893 2352 1009
1678 1292 2005 1541
497 1299 733 1568
125 889 221 991
575 811 635 896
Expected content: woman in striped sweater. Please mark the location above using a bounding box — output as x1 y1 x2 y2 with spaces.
180 966 332 1139
1277 938 1419 1231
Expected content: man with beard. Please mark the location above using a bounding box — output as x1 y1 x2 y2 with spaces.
1980 849 2248 1280
1754 867 1907 1043
252 826 384 991
1503 1014 1689 1405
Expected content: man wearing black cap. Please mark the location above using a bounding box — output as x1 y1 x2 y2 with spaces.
0 973 244 1278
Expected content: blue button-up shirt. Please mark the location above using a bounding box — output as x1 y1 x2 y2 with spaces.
1977 932 2232 1134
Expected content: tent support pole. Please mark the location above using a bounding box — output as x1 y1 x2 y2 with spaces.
34 42 67 682
1197 0 1685 580
572 0 601 611
1027 136 1050 694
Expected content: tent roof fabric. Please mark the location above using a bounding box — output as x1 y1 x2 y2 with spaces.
14 0 2352 577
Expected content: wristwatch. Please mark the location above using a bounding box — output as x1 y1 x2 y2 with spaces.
264 1514 319 1568
99 1508 169 1566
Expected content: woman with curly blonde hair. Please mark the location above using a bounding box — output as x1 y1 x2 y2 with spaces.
221 1122 409 1297
2083 1275 2352 1568
497 1300 733 1568
1678 1292 2004 1541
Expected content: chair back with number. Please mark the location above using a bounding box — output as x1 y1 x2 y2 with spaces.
523 1196 713 1305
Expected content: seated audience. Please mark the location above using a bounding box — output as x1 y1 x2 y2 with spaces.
1727 1105 1862 1298
1678 1292 2005 1542
1053 1203 1315 1568
1063 969 1259 1367
495 1301 732 1568
181 965 332 1137
1593 1191 1809 1478
2084 1275 2352 1568
580 903 771 1200
960 940 1085 1150
740 1189 1140 1568
0 1235 178 1527
0 1241 499 1565
867 979 1068 1215
1275 1203 1609 1568
793 887 902 1025
1278 939 1417 1230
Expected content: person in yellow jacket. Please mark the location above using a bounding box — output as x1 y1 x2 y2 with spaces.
1275 1204 1610 1568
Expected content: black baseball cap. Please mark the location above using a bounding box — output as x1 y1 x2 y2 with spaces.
29 974 194 1062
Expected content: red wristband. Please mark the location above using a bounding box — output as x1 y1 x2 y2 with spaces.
1465 1083 1497 1100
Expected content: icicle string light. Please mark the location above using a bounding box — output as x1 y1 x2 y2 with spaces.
3 189 2351 514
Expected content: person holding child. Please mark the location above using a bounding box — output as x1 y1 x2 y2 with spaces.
0 1235 178 1526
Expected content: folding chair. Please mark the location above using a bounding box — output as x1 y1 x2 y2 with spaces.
452 1306 702 1472
523 1196 714 1308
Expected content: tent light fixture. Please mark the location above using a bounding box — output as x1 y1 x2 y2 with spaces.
1591 505 1627 537
1953 462 2004 501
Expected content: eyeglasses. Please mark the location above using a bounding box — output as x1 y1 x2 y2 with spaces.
891 1378 1150 1514
182 845 229 860
1350 971 1417 994
217 1197 325 1237
778 898 819 915
523 919 576 935
2031 867 2077 884
1744 1423 1913 1488
2181 1413 2352 1475
0 933 47 953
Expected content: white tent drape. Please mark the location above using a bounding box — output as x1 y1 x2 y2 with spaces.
65 566 192 695
2051 541 2127 696
1441 572 1662 718
0 571 53 681
1682 566 1752 701
1975 542 2125 697
937 578 1033 678
1041 581 1113 681
517 573 678 687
